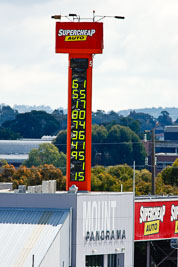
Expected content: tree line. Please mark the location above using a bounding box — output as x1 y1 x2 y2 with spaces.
54 124 146 167
0 147 177 195
0 106 176 140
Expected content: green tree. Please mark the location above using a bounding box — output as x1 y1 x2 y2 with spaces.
53 130 67 154
160 158 178 186
3 110 60 138
37 164 66 190
23 143 66 174
0 163 66 190
0 159 8 167
0 105 18 125
128 111 156 132
107 164 133 181
92 125 108 165
105 125 146 166
0 164 16 182
91 164 178 195
157 111 173 127
52 109 67 130
0 126 21 140
54 124 146 167
92 110 112 125
119 117 141 135
12 166 32 186
92 124 146 166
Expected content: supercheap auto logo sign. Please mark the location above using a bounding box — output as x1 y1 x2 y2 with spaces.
135 200 178 241
55 22 103 54
58 29 96 42
139 205 166 236
171 204 178 233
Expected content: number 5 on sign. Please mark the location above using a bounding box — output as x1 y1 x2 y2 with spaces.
89 61 93 67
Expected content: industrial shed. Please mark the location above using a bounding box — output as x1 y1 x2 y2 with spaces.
0 207 70 267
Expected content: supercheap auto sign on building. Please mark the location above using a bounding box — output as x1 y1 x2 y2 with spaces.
55 22 103 54
135 199 178 241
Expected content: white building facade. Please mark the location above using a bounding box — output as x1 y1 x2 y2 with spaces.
0 191 134 267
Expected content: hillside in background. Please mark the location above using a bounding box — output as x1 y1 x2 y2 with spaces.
13 104 53 114
13 104 67 114
1 104 178 121
0 104 178 140
118 107 178 121
0 105 18 125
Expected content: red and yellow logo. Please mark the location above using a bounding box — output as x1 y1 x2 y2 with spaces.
65 35 87 41
140 205 166 236
171 205 178 233
144 220 160 236
58 29 96 42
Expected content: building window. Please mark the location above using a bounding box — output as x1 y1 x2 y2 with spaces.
85 255 104 267
108 254 116 267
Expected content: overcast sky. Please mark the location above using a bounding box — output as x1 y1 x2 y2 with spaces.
0 0 178 112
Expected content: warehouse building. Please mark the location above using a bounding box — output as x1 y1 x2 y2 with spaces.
0 191 134 267
0 138 52 167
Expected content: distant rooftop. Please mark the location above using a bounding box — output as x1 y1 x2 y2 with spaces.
0 139 52 155
164 125 178 132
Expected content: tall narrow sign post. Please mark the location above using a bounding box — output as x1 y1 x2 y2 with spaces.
54 21 103 191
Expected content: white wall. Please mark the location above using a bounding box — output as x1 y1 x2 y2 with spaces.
76 193 134 267
59 214 70 267
40 214 70 267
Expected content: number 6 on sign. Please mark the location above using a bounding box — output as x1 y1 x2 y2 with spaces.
72 79 78 88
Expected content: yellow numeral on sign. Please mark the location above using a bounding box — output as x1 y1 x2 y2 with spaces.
72 79 78 88
71 151 78 160
83 142 85 149
71 141 78 149
75 172 84 181
79 151 85 160
79 110 86 120
73 120 78 129
81 100 86 108
72 89 78 99
72 131 78 140
79 121 85 129
79 131 85 140
80 90 86 99
72 110 78 119
79 172 85 181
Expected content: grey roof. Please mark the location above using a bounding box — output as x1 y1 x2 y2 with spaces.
0 140 51 155
164 126 178 132
0 154 28 163
0 208 69 267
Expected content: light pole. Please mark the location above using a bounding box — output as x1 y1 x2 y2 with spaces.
145 128 156 267
144 129 156 195
151 128 156 195
170 239 178 267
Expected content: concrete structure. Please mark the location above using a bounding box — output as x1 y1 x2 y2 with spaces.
0 182 13 191
156 153 178 173
28 180 57 194
156 140 178 154
143 139 178 174
0 191 134 267
164 125 178 141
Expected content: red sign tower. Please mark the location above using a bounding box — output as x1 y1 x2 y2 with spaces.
54 20 103 191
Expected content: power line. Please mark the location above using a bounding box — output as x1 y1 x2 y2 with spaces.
54 141 150 145
1 164 178 170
